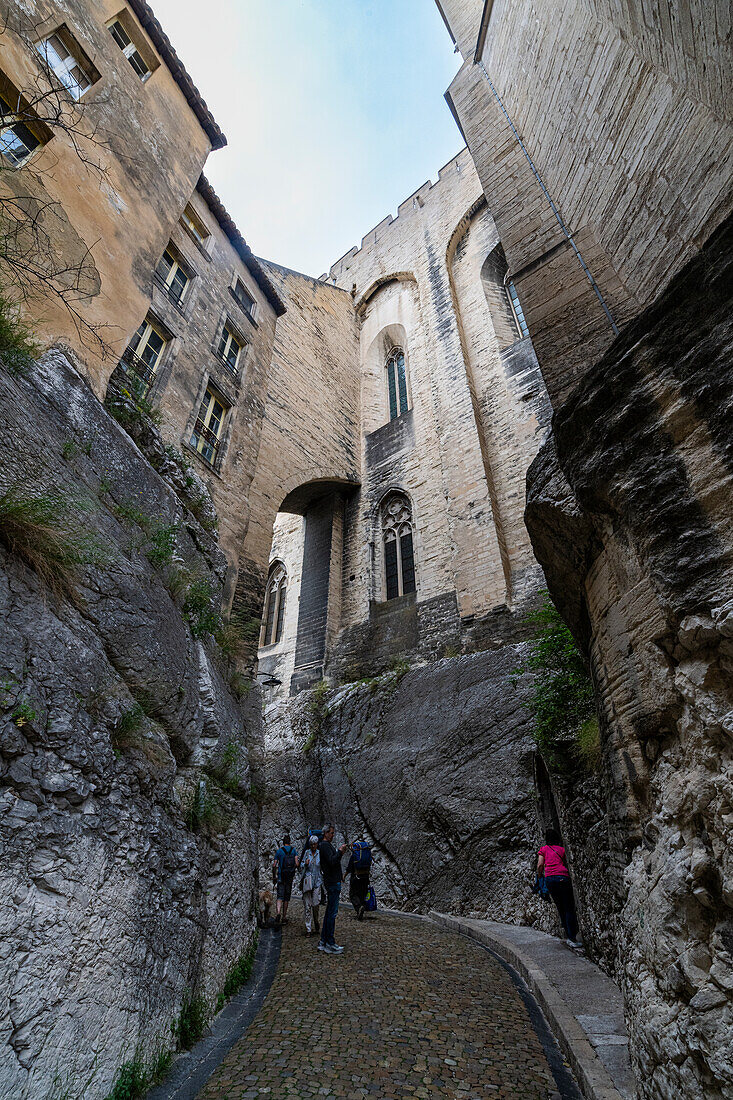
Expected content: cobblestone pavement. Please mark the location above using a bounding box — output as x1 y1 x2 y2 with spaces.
197 911 569 1099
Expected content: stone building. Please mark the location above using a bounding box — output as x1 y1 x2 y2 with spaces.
0 0 731 1098
436 2 733 1098
256 148 550 697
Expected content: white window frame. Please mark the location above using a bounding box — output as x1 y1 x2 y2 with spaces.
259 563 287 648
180 203 210 248
217 322 243 375
37 30 96 101
129 318 167 371
108 18 152 81
191 386 228 466
156 247 191 305
0 92 42 167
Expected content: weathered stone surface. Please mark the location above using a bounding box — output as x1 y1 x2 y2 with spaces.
260 648 555 931
0 351 259 1100
525 215 733 1098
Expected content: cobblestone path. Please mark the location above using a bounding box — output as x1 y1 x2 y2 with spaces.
197 911 568 1099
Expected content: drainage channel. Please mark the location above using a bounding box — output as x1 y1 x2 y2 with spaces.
146 927 281 1100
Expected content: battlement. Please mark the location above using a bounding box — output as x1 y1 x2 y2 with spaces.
322 146 472 282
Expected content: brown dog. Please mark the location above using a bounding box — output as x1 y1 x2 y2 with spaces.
258 887 273 927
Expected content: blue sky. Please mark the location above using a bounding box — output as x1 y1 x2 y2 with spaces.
151 0 463 276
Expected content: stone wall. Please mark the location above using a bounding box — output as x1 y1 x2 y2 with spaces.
0 0 218 394
525 216 733 1099
0 350 260 1100
259 648 556 933
442 0 733 405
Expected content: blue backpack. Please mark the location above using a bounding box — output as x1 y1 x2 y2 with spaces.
352 841 372 875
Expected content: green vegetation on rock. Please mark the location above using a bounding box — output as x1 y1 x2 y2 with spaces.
517 593 599 772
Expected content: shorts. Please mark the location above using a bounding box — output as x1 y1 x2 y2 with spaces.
277 874 294 902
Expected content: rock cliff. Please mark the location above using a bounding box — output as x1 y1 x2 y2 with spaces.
260 648 555 932
0 351 260 1100
525 215 733 1098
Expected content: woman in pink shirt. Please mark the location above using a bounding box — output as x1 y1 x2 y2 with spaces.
537 827 580 947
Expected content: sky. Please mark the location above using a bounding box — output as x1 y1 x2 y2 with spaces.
150 0 463 276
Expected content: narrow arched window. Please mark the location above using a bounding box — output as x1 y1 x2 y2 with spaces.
504 274 529 339
385 346 409 421
381 492 416 600
260 563 287 646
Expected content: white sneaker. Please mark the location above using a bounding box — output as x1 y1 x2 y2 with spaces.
329 944 345 953
317 942 327 951
566 939 582 948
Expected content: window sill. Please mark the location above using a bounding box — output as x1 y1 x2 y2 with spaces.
184 441 224 479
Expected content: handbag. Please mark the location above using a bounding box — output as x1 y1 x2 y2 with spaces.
302 872 313 893
365 885 377 912
531 874 551 903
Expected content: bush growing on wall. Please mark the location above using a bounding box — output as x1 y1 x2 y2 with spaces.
517 593 599 771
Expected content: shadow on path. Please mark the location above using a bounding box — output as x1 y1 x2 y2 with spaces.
147 928 281 1100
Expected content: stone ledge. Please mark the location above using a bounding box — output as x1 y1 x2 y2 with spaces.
428 912 632 1100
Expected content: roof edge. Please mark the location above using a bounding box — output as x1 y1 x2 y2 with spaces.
196 176 287 317
128 0 226 150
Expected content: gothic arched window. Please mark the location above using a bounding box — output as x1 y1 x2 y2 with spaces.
260 562 287 647
381 492 416 600
385 346 409 421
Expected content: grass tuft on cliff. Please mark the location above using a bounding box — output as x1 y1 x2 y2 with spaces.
0 489 103 599
517 593 598 772
0 292 38 376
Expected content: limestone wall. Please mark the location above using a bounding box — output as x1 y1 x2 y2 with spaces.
0 351 260 1099
260 649 556 934
322 151 550 680
443 0 733 405
235 263 361 633
525 216 733 1100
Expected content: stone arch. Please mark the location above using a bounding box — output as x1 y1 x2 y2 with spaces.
355 271 417 313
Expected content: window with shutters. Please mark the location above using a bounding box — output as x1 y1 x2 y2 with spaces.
385 346 409 421
107 15 156 81
37 28 99 101
260 562 287 647
380 491 416 600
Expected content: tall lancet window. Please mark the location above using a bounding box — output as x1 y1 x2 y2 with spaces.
386 346 409 421
381 491 416 600
260 562 287 646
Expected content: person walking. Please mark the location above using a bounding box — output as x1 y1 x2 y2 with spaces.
317 823 348 955
345 839 372 920
300 834 323 935
272 833 299 925
537 827 580 947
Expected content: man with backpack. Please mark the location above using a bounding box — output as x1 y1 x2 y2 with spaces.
272 833 299 925
317 823 348 954
345 839 372 920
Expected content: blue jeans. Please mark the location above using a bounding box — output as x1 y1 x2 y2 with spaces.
546 875 578 941
320 883 341 946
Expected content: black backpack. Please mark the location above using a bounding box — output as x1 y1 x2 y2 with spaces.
280 846 296 874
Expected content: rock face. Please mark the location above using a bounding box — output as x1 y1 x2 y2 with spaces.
525 216 733 1098
260 647 555 932
0 352 259 1100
